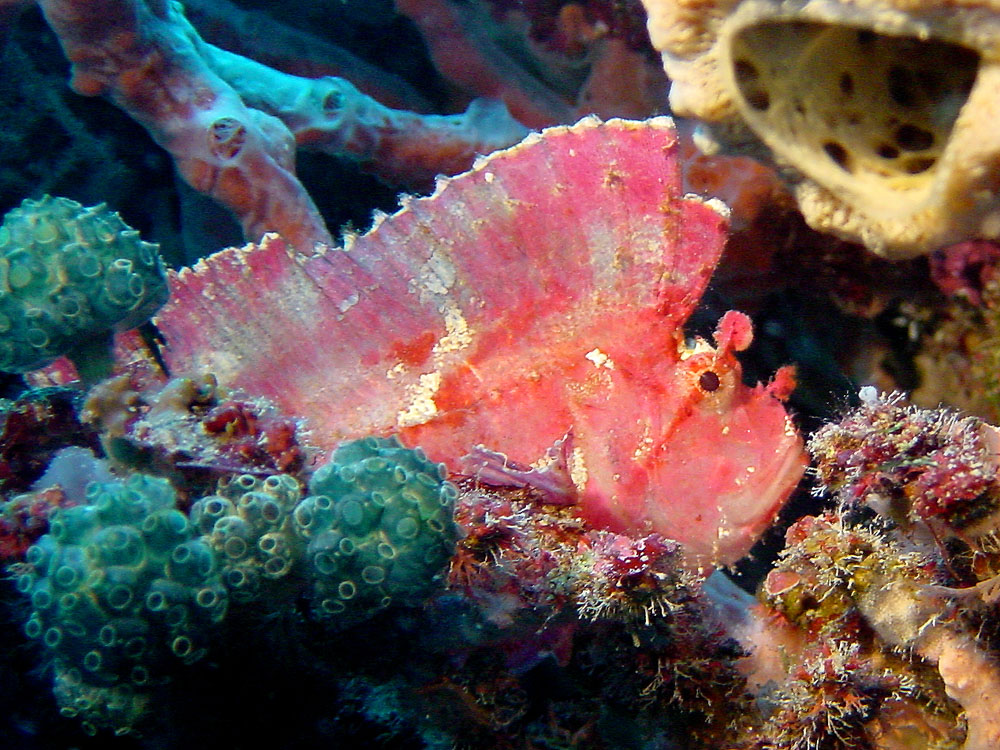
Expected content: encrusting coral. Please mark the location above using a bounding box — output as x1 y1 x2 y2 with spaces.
0 385 97 494
441 482 752 745
757 390 1000 750
759 512 961 749
81 371 308 492
20 383 1000 746
640 0 1000 258
809 389 1000 539
910 241 1000 422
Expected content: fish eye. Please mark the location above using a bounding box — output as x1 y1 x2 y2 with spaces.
698 370 721 392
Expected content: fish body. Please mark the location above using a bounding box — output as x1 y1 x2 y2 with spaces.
157 117 805 566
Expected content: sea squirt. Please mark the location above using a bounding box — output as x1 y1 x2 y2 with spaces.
156 116 806 566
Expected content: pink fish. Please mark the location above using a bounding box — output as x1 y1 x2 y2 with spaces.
156 117 805 566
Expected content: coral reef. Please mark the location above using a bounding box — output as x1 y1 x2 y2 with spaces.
809 389 1000 536
81 371 308 493
191 435 459 626
8 3 1000 748
181 0 432 112
6 247 1000 748
399 0 667 125
749 390 1000 750
0 485 74 563
908 242 1000 421
31 0 533 251
0 0 775 264
640 0 1000 257
0 385 97 493
299 436 458 625
413 482 753 747
191 473 303 604
0 34 148 214
18 382 1000 747
749 509 963 749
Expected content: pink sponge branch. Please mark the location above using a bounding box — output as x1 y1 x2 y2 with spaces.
38 0 332 250
37 0 530 246
395 0 576 129
927 628 1000 750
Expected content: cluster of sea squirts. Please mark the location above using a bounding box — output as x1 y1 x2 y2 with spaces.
0 196 167 374
14 436 458 735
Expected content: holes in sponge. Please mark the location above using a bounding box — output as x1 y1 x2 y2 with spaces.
888 66 919 108
730 21 980 192
734 57 770 110
894 124 934 152
745 89 770 111
734 58 759 83
903 156 937 174
823 141 852 172
876 143 900 160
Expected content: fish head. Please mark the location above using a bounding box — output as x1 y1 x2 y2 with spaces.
574 311 806 568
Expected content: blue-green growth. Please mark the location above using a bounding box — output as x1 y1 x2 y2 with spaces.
191 472 304 603
17 474 226 735
16 437 458 735
0 195 167 374
191 438 458 624
296 435 458 625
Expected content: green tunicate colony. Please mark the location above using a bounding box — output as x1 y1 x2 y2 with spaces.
16 473 225 734
18 436 458 734
0 195 167 373
191 472 304 603
191 436 459 624
297 435 459 624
